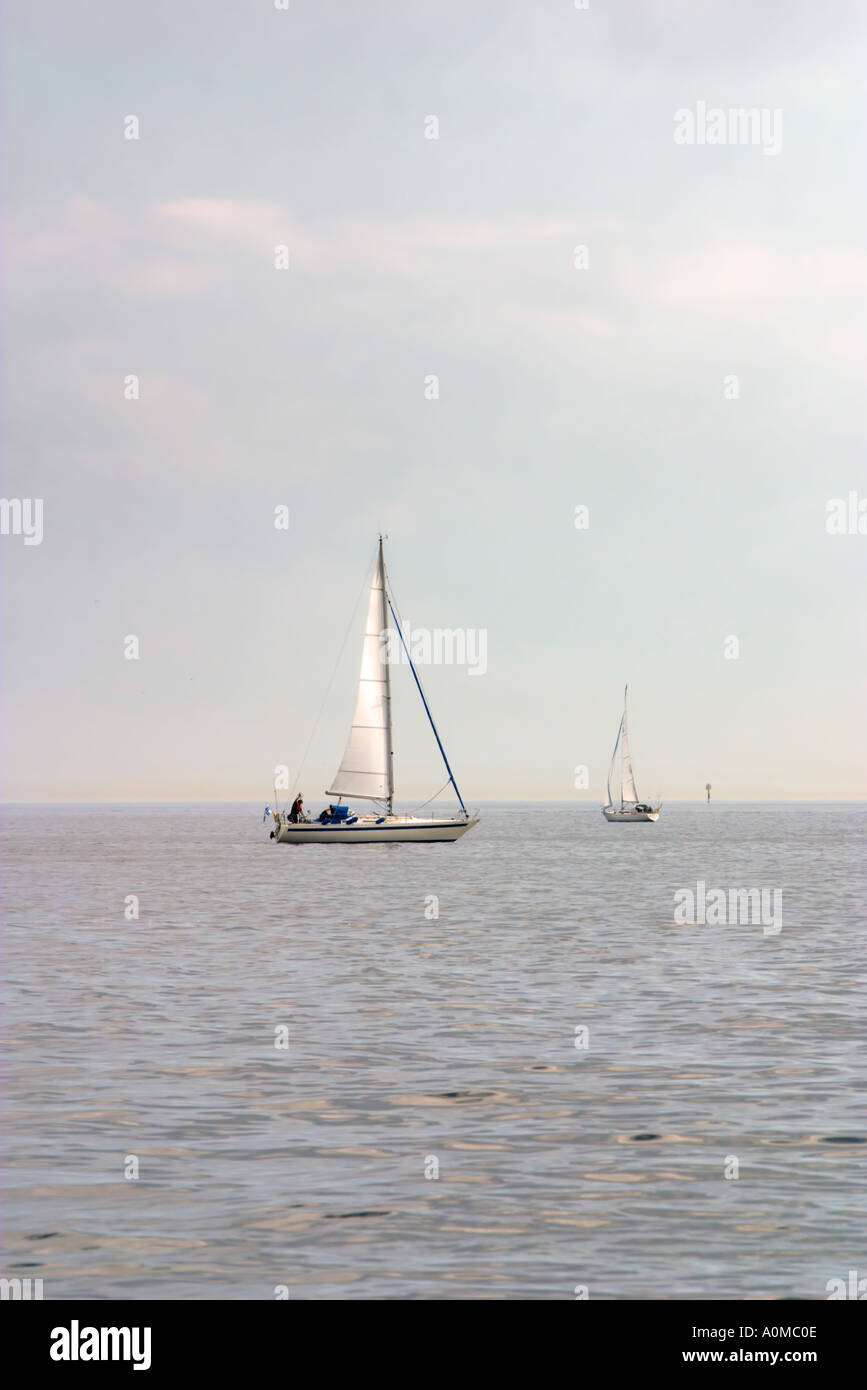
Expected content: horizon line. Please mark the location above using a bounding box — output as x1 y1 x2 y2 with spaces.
2 798 865 807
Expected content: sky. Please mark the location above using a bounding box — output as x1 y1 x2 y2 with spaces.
2 0 865 803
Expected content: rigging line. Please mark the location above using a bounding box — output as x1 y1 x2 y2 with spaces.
384 576 467 816
287 543 378 805
406 777 451 815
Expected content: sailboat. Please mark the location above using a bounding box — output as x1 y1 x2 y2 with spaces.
271 538 478 844
602 686 661 822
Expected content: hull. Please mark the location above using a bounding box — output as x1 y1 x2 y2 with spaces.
273 815 478 844
602 805 660 822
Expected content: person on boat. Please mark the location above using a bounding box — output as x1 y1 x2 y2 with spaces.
318 804 336 824
289 794 304 823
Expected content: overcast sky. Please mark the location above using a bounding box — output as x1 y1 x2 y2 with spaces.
2 0 865 802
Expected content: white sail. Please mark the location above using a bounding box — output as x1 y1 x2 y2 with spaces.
619 687 639 804
327 542 393 805
606 717 621 807
601 686 660 822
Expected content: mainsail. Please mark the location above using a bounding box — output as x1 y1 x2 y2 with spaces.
606 685 639 806
326 541 394 807
619 687 639 804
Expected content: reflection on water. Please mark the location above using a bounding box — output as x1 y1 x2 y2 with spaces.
2 802 864 1299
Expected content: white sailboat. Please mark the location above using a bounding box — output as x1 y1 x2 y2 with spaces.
271 538 478 844
602 686 661 823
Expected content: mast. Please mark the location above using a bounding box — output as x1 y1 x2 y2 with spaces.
379 536 394 815
621 685 628 809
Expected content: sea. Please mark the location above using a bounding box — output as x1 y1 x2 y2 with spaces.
2 801 864 1300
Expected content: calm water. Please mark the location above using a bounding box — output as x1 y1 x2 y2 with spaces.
2 801 865 1300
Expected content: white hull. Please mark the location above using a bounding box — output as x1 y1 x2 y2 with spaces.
602 805 660 823
274 814 478 844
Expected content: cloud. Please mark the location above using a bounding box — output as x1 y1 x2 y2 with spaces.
153 198 591 276
7 197 215 298
8 194 603 292
10 196 865 342
654 240 867 309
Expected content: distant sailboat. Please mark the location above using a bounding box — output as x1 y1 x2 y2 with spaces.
602 686 661 823
271 538 478 844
